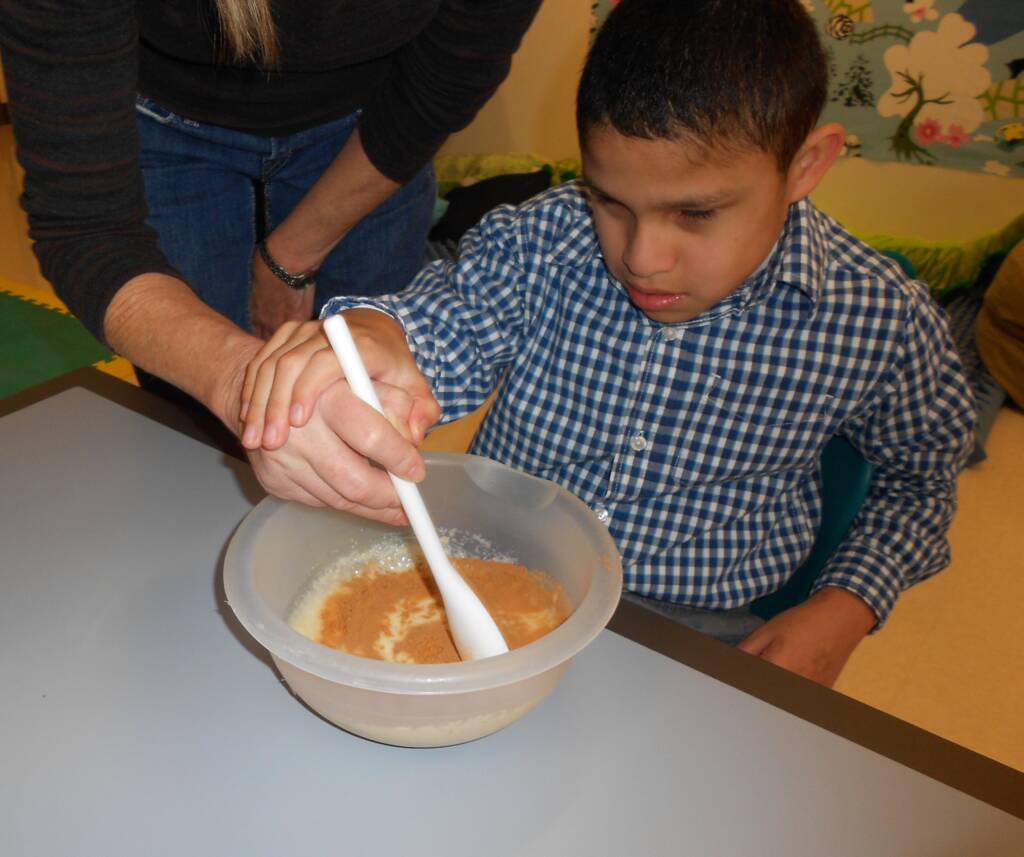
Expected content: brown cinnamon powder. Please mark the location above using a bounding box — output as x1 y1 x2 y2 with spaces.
317 556 570 663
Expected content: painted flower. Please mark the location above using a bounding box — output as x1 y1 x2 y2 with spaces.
982 160 1012 177
827 14 855 40
914 117 943 144
841 133 863 157
903 1 938 24
943 124 971 147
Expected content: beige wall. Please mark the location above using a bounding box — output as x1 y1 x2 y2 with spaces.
441 0 591 163
443 0 1023 242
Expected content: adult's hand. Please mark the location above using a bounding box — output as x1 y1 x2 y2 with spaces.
736 587 877 687
249 245 317 340
246 376 426 525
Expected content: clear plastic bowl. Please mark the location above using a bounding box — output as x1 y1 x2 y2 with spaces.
223 452 623 747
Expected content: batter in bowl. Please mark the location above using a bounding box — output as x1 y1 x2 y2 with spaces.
289 554 570 663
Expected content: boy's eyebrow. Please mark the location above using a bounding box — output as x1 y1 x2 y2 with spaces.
582 177 735 210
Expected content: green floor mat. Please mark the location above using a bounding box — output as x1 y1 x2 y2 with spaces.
0 289 113 398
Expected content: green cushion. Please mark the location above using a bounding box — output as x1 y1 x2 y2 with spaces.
857 212 1024 301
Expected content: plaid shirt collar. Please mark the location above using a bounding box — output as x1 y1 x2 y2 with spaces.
545 192 827 328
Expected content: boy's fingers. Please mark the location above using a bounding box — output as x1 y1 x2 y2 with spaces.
736 624 774 656
375 382 438 446
293 411 411 520
320 385 426 483
409 395 441 443
311 440 410 520
357 332 422 388
348 333 437 440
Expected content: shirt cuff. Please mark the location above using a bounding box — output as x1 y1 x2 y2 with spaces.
810 542 904 629
320 297 401 324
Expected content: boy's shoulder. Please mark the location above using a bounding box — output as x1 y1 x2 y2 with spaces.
802 201 936 318
472 181 597 264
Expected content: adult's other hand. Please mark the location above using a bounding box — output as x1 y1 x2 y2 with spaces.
249 245 317 340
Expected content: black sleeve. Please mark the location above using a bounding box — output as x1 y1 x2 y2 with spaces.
358 0 543 184
0 0 181 344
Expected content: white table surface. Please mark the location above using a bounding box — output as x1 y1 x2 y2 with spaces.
2 384 1022 856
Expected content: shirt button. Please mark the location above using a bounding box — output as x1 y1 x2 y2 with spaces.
630 432 649 452
594 504 611 524
659 327 681 341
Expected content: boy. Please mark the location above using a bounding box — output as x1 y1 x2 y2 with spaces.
238 0 974 685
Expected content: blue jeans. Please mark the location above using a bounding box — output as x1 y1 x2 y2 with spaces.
620 591 765 646
135 97 436 332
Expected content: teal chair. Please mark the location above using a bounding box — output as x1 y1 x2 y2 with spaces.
749 436 873 620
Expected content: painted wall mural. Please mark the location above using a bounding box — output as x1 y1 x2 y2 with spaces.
589 1 1023 175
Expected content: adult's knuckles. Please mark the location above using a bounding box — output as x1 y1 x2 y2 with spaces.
321 462 379 507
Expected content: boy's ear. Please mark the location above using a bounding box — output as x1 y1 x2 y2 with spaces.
785 122 845 203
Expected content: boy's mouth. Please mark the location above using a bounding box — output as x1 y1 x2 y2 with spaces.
625 284 685 312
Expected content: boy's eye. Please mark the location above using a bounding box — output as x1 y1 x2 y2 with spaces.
680 209 715 222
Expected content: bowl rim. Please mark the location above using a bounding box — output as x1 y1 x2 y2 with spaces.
223 452 623 694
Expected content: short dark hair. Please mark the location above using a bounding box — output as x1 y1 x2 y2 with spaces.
576 0 828 170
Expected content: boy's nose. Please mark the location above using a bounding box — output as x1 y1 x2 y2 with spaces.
622 224 675 279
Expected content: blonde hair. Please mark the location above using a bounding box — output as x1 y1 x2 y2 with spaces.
215 0 279 67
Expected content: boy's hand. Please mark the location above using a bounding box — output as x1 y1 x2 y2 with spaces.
736 587 876 687
239 310 439 451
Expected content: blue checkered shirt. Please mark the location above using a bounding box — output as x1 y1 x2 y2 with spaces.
324 183 975 624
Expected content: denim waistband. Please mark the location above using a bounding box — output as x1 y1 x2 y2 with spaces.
135 95 361 158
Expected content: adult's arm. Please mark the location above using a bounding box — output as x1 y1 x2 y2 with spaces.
0 0 178 344
1 2 261 420
260 0 543 288
107 273 424 524
358 0 542 185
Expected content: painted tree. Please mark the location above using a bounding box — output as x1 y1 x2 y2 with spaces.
878 13 991 163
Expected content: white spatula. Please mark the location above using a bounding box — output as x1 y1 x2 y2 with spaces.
322 313 509 661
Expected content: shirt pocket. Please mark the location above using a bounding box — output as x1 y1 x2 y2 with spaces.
669 374 838 487
532 452 617 507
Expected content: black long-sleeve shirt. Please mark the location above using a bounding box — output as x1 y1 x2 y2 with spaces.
0 0 540 341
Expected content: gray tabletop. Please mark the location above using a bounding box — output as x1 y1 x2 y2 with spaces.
2 379 1022 856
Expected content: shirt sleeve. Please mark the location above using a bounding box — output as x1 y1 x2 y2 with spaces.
322 204 531 421
811 283 976 626
358 0 542 183
0 0 182 345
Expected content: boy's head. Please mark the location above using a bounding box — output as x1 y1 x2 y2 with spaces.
576 0 844 324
